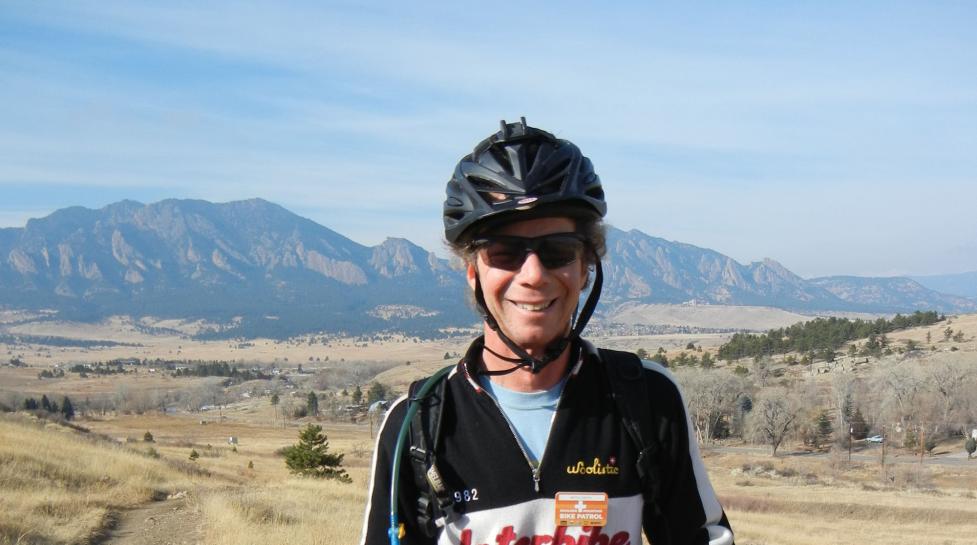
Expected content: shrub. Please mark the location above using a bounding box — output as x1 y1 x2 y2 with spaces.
144 431 155 442
189 449 199 461
966 437 977 459
904 428 919 450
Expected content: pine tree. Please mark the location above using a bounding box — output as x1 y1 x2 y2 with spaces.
351 385 363 404
282 424 351 482
60 396 75 420
306 391 319 417
850 407 868 440
841 393 855 429
270 393 279 405
23 398 38 411
814 410 833 449
41 395 52 412
367 382 389 404
903 427 919 450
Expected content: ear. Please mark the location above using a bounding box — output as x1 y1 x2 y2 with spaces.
466 260 478 292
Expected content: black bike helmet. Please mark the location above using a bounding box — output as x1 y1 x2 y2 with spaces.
443 118 607 375
443 118 606 244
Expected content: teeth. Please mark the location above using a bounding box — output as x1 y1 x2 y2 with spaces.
515 301 552 311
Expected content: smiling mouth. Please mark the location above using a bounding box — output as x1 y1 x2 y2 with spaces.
512 299 555 312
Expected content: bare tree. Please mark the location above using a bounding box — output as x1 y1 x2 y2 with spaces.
830 372 857 434
676 368 747 443
874 362 924 427
747 389 798 456
751 357 772 388
923 361 970 435
790 377 825 448
114 383 131 413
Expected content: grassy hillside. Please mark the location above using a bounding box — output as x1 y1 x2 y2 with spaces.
0 410 375 545
0 414 196 544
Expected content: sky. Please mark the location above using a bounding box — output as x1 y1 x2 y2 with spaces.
1 1 974 279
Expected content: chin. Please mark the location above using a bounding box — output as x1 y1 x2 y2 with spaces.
506 327 567 350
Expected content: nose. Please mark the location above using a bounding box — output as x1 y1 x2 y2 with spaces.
514 251 548 285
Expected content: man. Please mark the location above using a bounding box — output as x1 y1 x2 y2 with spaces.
361 119 733 545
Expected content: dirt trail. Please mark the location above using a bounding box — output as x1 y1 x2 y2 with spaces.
98 491 203 545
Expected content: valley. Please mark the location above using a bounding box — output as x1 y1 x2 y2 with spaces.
2 309 977 544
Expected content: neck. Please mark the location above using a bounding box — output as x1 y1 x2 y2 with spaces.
480 326 573 392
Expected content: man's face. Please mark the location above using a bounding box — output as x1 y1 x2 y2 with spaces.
466 216 589 354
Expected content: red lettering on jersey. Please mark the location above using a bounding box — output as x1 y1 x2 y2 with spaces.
477 525 629 545
553 526 574 545
587 526 610 545
496 526 517 545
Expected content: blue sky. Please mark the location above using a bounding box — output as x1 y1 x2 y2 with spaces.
1 1 974 278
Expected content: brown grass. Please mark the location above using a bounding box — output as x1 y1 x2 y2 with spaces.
6 408 977 545
0 414 197 545
4 314 977 544
709 451 977 545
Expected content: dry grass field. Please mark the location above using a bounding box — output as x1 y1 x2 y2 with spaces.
1 314 477 369
2 310 977 545
709 450 977 545
5 409 977 545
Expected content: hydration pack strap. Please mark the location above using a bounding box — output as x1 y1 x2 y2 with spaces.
407 370 457 537
598 349 664 515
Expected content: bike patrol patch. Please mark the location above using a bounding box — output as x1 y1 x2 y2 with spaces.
554 492 609 527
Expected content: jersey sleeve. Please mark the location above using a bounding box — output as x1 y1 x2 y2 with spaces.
359 396 434 545
641 361 735 545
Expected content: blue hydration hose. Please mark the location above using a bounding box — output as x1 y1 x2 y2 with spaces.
388 364 454 545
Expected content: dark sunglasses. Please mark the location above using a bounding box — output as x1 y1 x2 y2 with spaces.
469 233 589 271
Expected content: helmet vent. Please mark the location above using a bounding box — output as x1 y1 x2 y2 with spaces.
522 141 540 173
487 146 514 176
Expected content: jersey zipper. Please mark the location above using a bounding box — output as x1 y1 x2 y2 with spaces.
480 376 573 494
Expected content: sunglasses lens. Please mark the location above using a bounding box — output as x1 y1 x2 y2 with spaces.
477 235 585 271
482 240 526 270
537 237 584 268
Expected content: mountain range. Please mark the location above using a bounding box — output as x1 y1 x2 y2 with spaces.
1 198 973 338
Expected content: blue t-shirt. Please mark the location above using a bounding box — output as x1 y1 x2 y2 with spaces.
478 375 568 463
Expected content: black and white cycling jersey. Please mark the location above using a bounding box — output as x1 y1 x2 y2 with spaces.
360 339 734 545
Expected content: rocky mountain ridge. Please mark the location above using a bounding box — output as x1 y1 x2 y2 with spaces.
1 199 973 338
